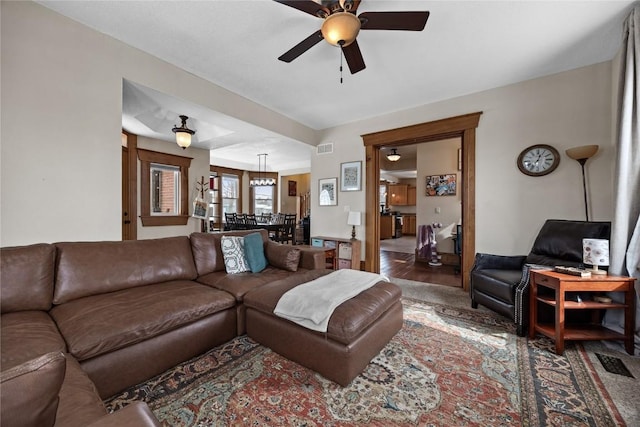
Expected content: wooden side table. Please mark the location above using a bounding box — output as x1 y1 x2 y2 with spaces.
529 270 636 355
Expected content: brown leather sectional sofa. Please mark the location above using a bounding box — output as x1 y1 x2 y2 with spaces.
1 229 326 427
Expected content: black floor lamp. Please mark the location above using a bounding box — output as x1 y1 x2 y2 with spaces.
565 145 599 221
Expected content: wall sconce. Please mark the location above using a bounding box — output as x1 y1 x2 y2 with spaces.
347 211 361 240
583 238 609 276
565 144 598 221
172 115 195 149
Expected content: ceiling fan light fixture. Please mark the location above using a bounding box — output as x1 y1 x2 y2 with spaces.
172 115 195 149
387 148 401 162
321 12 361 46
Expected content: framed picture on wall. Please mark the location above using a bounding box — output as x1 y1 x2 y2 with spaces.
340 161 362 191
426 174 457 196
319 177 338 206
288 180 297 196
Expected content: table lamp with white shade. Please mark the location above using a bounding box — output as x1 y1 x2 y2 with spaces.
583 238 609 276
347 211 361 240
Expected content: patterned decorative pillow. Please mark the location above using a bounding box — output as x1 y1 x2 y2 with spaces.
221 236 251 274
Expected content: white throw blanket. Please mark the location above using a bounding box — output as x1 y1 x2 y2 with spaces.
274 269 389 332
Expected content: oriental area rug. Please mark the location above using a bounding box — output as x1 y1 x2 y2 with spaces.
105 299 624 426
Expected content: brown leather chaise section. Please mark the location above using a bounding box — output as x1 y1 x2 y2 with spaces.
244 271 403 386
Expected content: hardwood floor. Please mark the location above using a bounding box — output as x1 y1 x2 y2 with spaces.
380 250 461 287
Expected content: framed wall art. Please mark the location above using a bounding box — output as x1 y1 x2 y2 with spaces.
288 180 297 196
340 161 362 191
319 177 338 206
426 174 457 196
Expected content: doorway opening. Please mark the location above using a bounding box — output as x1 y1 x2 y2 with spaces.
362 112 482 292
378 138 462 287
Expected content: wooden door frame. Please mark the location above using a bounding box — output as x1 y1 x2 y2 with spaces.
361 112 482 291
122 131 137 240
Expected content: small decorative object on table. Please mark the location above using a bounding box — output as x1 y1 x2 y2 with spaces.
582 238 609 276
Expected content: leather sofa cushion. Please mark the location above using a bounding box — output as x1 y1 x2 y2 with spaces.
527 219 610 264
1 311 67 371
0 351 66 427
244 270 402 345
471 269 523 304
56 356 108 427
265 241 301 271
1 243 55 313
197 266 301 301
54 237 198 304
190 230 269 276
50 281 235 361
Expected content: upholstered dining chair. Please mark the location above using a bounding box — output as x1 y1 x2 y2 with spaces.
470 219 611 336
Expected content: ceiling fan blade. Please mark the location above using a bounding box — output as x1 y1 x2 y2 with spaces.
278 30 324 63
359 11 430 31
273 0 328 18
342 40 366 74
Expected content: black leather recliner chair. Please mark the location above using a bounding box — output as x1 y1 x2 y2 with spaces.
470 219 611 336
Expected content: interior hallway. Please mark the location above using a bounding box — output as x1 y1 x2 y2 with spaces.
380 236 461 287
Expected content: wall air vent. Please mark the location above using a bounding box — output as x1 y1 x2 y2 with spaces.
316 143 333 155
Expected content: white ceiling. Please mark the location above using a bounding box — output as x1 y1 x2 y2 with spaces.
38 0 635 171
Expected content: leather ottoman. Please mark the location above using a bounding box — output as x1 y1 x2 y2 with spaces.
243 269 403 386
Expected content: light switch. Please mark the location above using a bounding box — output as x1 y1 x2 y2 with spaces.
435 207 441 214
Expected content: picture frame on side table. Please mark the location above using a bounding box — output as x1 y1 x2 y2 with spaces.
340 161 362 191
319 177 338 206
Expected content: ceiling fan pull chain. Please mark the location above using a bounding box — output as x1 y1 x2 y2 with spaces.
340 48 343 84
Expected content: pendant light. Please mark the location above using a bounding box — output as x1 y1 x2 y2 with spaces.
172 115 195 149
387 148 401 162
249 154 276 187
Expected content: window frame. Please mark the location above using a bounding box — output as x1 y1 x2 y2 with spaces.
248 171 278 215
210 165 244 225
138 148 192 226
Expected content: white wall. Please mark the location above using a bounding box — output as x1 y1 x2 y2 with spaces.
135 136 210 240
1 1 615 257
315 61 614 257
0 1 315 246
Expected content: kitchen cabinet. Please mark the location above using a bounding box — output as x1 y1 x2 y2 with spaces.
402 215 416 235
380 215 393 239
407 186 416 206
389 184 407 205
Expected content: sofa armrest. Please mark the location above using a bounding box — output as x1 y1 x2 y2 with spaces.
88 402 160 427
298 247 326 270
471 253 527 271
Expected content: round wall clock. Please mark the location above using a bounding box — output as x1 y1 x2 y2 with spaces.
517 144 560 176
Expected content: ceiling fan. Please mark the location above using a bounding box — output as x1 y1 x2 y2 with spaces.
274 0 430 74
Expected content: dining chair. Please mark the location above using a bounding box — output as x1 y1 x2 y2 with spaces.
245 213 258 229
224 212 238 230
276 214 297 244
